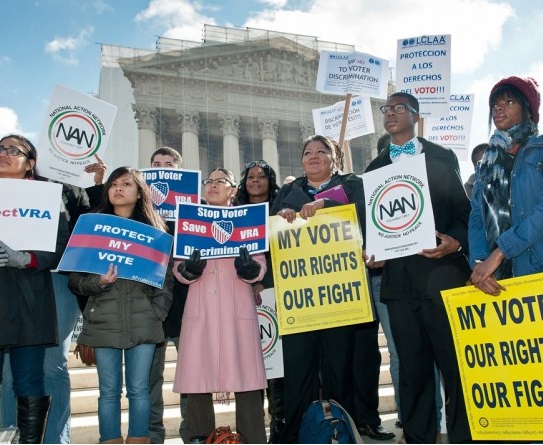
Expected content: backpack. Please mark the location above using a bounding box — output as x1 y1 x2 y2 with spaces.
299 399 364 444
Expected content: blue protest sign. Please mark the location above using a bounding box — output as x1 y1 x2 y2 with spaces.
140 168 201 221
57 214 173 288
174 202 269 259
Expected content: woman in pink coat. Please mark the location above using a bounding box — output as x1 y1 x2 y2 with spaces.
173 168 268 443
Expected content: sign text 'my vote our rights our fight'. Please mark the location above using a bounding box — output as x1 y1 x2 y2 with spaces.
275 213 362 309
270 204 373 335
270 205 372 335
456 294 543 407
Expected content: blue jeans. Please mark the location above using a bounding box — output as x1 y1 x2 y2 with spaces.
1 272 81 443
369 273 443 427
0 346 46 400
95 344 156 441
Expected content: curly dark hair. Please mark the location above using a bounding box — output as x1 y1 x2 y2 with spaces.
234 160 280 206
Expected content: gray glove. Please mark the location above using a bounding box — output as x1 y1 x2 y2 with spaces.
0 247 8 267
0 241 31 269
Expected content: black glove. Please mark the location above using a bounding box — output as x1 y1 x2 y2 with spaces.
234 247 261 280
178 249 207 280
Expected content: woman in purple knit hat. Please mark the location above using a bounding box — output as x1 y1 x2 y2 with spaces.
468 75 543 294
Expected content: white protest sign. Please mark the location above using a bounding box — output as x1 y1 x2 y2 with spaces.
71 315 83 342
312 96 375 141
423 94 474 162
0 179 62 251
37 84 117 188
316 51 389 98
258 288 284 379
396 35 451 117
362 155 436 260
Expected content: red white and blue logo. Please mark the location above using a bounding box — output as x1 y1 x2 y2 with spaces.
212 220 233 244
150 182 169 206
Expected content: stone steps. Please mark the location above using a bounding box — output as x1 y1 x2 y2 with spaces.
70 330 397 443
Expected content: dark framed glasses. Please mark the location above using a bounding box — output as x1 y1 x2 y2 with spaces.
379 103 417 114
0 146 28 157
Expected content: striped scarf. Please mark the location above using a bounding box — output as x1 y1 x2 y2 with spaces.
478 121 538 278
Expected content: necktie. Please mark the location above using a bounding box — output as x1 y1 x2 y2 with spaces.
390 141 416 158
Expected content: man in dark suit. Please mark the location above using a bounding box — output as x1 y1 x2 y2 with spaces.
364 92 472 443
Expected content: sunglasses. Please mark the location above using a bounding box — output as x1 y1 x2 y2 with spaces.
245 160 269 169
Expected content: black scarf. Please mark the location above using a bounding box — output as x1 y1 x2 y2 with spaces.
478 121 538 278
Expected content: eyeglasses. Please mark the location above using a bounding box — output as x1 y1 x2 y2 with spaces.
0 146 28 157
202 178 235 187
245 160 269 169
379 103 417 114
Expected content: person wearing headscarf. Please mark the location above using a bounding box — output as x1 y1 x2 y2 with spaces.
469 76 543 295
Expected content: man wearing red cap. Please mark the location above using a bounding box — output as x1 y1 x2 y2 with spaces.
469 75 543 294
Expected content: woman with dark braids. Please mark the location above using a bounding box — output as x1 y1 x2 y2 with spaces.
469 76 543 295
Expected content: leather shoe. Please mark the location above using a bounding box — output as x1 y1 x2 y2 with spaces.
357 424 395 441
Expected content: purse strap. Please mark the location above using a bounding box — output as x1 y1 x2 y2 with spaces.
329 399 364 444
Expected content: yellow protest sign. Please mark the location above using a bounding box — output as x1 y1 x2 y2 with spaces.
269 204 372 335
442 273 543 441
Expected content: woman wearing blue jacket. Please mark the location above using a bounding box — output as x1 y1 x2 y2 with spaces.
469 76 543 294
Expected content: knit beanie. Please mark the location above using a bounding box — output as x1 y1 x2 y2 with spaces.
490 76 540 124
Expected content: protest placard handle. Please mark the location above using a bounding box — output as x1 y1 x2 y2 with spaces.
338 93 353 173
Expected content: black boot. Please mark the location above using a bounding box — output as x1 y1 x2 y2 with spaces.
17 396 51 444
267 378 285 444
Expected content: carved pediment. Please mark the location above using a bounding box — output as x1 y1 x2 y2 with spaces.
120 36 320 89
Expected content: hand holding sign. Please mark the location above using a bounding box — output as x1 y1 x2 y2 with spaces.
84 154 108 185
99 263 118 286
0 240 31 269
179 249 207 280
235 247 261 280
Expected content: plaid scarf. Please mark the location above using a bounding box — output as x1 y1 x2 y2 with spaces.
478 121 538 278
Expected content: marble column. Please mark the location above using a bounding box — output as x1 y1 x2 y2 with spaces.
258 118 279 179
177 110 201 171
299 120 315 143
132 104 158 167
218 113 241 180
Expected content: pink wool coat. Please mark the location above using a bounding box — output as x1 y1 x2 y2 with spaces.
172 254 268 394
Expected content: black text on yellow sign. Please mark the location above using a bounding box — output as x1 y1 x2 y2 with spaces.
442 274 543 441
270 205 373 336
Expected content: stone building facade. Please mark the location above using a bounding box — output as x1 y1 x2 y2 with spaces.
99 25 389 182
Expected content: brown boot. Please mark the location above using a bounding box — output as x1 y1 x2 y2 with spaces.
125 437 150 444
99 437 124 443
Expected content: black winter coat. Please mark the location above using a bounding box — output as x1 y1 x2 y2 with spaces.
0 207 70 348
69 265 174 349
